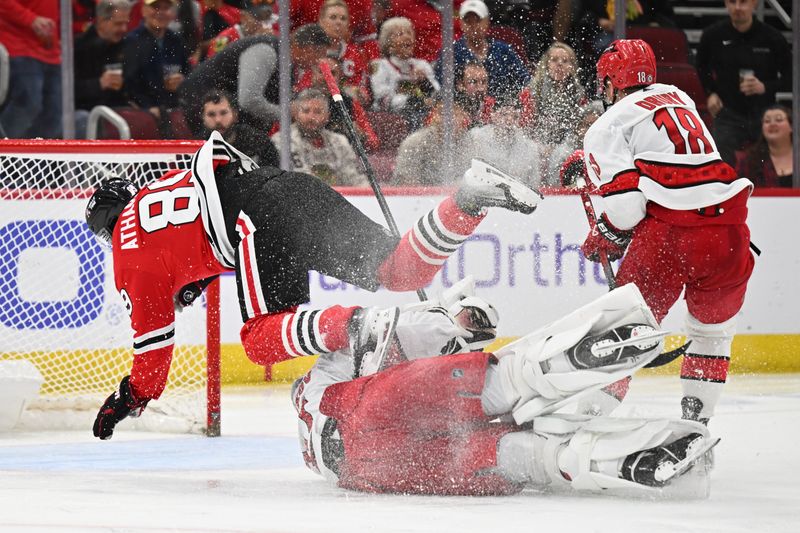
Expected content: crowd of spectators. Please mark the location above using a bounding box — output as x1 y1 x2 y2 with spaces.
0 0 793 187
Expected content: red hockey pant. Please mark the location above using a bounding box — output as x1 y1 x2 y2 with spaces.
616 217 754 324
319 353 521 496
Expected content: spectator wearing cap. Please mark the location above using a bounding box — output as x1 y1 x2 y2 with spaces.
199 89 280 167
394 98 475 186
469 96 542 188
271 88 369 186
317 0 372 106
434 0 530 100
371 17 440 131
0 0 62 138
455 61 494 129
207 2 274 59
122 0 190 118
180 24 330 135
73 0 131 137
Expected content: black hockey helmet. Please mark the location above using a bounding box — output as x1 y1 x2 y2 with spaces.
85 178 138 244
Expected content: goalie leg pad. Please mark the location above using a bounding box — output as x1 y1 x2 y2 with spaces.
543 415 713 494
492 285 665 423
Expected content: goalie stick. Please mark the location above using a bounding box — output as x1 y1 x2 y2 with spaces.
318 60 427 302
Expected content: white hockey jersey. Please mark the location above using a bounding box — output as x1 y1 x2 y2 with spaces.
583 83 753 230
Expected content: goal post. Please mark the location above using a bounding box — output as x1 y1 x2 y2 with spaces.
0 139 221 435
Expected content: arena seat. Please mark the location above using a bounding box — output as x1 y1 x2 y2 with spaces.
367 151 397 183
98 108 161 139
656 63 712 127
367 111 409 151
167 109 194 140
626 26 689 64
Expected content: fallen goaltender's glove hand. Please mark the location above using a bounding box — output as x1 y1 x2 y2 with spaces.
581 212 632 263
93 375 149 440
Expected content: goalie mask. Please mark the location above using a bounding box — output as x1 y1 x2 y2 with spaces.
85 178 139 245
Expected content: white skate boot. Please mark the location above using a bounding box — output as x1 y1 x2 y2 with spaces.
456 158 543 215
348 306 400 378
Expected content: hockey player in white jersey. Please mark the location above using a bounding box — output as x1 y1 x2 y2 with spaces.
292 281 716 497
577 40 755 423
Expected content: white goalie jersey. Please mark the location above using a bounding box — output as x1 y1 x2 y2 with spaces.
583 83 753 230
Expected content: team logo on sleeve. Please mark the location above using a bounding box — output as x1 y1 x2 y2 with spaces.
120 288 132 316
589 153 601 178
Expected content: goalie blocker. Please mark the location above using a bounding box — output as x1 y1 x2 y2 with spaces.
295 284 717 498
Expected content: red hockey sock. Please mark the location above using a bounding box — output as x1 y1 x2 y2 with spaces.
240 305 358 366
377 196 485 291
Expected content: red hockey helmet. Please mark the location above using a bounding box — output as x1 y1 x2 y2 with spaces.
596 39 657 91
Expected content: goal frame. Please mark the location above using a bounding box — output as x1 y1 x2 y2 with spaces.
0 139 221 436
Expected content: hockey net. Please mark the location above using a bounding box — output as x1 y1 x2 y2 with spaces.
0 140 221 435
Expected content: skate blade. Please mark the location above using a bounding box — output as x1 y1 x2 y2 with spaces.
592 329 669 355
659 436 721 484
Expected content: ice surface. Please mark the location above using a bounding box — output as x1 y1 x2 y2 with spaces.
1 375 798 532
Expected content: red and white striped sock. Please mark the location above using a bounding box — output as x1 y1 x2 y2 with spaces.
378 196 485 291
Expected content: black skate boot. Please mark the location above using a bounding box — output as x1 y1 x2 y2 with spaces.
620 433 706 487
567 324 663 370
455 158 543 215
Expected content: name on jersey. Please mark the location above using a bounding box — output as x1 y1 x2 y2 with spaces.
118 200 138 250
634 91 686 111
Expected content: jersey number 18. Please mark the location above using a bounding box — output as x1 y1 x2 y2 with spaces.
653 108 713 155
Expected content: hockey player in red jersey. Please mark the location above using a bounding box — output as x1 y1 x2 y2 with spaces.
86 132 542 439
577 40 755 424
293 283 717 496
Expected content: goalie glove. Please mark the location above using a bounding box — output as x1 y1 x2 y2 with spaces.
581 212 632 263
93 375 149 440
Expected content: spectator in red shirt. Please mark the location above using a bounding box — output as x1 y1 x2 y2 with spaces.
290 0 378 52
0 0 62 138
318 0 372 106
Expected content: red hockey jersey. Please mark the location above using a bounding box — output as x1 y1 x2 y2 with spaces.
112 133 255 399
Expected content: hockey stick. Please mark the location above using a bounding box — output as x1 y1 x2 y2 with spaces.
580 188 617 290
318 60 427 302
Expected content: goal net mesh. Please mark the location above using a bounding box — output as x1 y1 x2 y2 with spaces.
0 141 213 433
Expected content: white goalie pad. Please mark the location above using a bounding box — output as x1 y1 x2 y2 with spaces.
534 414 714 499
494 284 665 423
0 360 44 431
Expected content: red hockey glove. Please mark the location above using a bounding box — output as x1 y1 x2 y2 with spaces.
581 212 633 263
93 375 149 440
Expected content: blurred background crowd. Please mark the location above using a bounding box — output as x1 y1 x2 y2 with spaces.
0 0 794 188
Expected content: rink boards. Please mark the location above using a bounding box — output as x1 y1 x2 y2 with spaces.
2 190 798 383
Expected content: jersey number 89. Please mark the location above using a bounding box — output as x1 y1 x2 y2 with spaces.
139 174 201 233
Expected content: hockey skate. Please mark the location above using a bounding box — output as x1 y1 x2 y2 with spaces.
528 414 718 499
348 306 400 378
493 284 667 423
565 323 664 370
456 158 543 215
